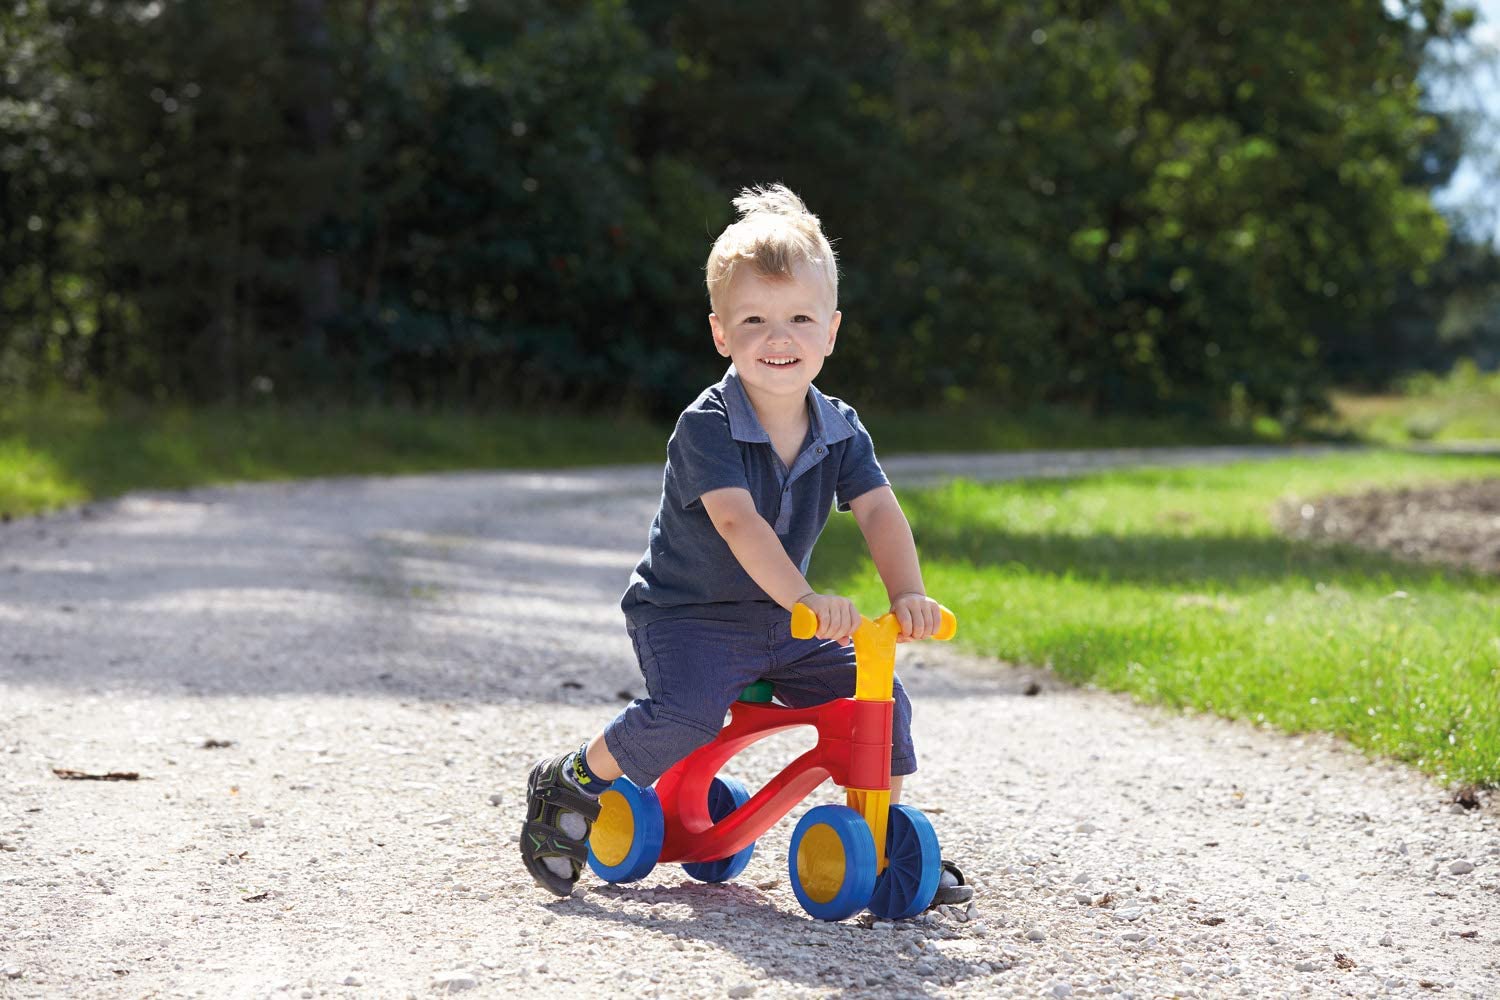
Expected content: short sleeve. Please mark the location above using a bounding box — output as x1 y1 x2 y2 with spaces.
833 405 889 511
667 405 750 509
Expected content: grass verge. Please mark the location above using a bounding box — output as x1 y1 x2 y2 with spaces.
812 451 1500 788
0 395 669 518
1 393 1290 519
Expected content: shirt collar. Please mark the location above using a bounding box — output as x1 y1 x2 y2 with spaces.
721 365 854 446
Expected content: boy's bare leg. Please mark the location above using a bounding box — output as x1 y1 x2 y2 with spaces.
890 774 903 804
584 732 626 782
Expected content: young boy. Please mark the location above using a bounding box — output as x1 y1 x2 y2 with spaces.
521 184 969 907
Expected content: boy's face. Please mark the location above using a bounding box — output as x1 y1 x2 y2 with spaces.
709 260 841 407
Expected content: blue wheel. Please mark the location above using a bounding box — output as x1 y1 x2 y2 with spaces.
868 804 942 919
682 775 755 883
587 778 664 884
788 804 877 921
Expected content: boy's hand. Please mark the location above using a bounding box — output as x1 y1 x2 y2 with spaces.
796 592 860 646
891 592 943 643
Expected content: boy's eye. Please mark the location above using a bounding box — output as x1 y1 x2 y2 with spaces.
743 316 762 324
793 315 813 323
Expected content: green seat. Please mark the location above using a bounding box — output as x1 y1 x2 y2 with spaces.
738 680 775 703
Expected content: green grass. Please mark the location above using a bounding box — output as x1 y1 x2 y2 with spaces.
1331 359 1500 445
811 451 1500 788
862 401 1285 453
0 394 668 518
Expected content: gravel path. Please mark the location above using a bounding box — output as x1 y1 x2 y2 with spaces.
2 446 1496 999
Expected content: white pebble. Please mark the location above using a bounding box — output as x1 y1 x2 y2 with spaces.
433 972 478 993
727 986 755 999
1052 984 1073 998
1294 960 1319 972
1448 859 1475 875
1027 928 1046 942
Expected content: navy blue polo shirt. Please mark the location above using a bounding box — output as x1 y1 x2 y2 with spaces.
620 365 890 628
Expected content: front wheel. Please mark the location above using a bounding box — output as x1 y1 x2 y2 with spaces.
587 778 663 884
682 775 755 883
867 804 942 919
788 804 877 921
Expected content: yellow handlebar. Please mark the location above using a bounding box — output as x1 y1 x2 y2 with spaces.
791 602 958 642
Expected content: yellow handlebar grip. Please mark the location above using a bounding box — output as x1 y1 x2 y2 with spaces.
792 602 958 641
791 603 818 640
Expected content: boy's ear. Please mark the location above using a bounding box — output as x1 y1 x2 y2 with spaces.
825 310 842 355
708 313 731 357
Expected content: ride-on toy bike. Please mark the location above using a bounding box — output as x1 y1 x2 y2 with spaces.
587 602 957 921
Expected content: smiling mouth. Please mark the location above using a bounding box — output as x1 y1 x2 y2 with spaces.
759 357 801 368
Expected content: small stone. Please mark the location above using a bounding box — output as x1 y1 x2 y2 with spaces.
914 962 935 976
1379 933 1395 947
425 814 455 827
1075 822 1099 834
1075 893 1093 905
342 975 362 986
1026 928 1046 942
488 793 503 807
433 972 478 993
727 986 755 999
2 966 22 980
1114 907 1143 921
754 877 780 890
1294 960 1319 972
1052 984 1073 998
1449 860 1475 875
249 816 265 829
966 901 979 921
1121 932 1145 942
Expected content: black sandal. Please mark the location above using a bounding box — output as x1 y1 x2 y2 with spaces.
521 754 602 896
928 858 974 908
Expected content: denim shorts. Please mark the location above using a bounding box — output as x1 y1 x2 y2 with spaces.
602 615 917 788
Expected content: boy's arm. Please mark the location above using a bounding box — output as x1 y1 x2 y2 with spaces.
700 487 860 644
848 486 943 641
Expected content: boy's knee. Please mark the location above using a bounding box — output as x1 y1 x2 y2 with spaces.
603 699 729 788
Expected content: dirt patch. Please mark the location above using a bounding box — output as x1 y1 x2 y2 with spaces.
1275 478 1500 575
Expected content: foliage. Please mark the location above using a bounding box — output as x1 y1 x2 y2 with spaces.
813 452 1500 787
0 0 1478 420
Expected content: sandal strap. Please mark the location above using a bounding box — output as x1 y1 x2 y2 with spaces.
530 779 603 820
522 818 589 865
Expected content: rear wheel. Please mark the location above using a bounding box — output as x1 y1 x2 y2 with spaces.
681 775 755 883
587 778 663 884
788 804 876 921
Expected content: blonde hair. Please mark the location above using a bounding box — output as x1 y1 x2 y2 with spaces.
705 184 838 314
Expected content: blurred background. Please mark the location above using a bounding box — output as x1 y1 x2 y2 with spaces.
3 0 1499 422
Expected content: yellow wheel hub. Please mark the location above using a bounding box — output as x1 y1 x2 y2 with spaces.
590 789 633 867
796 823 847 904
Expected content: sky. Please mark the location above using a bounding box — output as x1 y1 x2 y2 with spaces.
1430 0 1500 241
